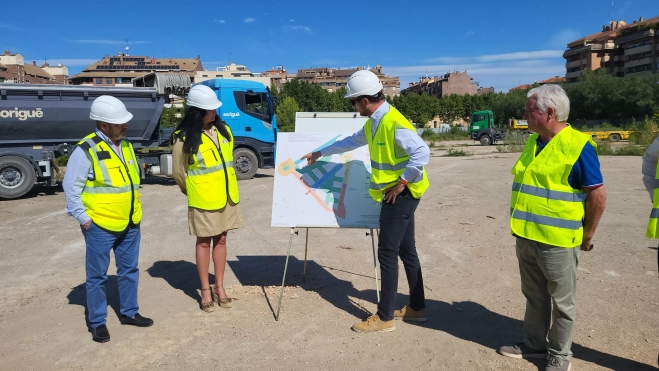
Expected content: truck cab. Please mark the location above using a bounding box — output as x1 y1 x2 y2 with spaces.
470 110 505 145
199 79 277 179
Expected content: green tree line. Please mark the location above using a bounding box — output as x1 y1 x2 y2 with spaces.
160 70 659 132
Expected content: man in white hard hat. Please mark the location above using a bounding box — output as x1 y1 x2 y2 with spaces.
63 95 153 343
302 70 431 333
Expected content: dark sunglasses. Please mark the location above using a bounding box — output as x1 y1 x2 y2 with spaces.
350 97 363 106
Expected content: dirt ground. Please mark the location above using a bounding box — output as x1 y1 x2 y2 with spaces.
1 142 658 371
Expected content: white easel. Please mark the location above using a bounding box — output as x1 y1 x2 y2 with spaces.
275 227 380 321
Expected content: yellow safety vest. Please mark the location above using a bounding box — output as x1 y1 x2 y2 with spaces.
646 161 659 238
78 133 142 232
510 126 595 248
364 106 430 202
175 127 240 210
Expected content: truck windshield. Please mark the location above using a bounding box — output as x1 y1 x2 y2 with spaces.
472 114 484 123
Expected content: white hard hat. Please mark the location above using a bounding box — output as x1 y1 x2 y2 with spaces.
344 70 383 98
89 95 133 124
186 85 222 110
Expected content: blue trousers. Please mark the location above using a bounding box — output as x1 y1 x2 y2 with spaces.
81 223 141 328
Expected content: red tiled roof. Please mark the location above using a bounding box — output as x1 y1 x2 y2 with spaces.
540 76 566 84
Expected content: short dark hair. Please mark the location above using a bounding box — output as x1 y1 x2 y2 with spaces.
365 92 383 103
353 91 383 104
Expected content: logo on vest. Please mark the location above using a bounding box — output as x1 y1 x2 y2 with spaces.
377 142 386 146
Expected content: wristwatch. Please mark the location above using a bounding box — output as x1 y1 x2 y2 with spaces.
399 178 408 185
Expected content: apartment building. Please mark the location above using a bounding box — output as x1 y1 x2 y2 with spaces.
69 53 203 86
263 66 294 88
403 71 493 98
291 65 401 97
563 16 659 83
194 62 270 86
510 76 567 91
0 50 68 84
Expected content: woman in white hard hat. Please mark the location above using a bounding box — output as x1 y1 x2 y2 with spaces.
172 85 243 312
302 69 431 333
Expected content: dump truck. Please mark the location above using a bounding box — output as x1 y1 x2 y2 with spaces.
470 110 505 145
0 78 277 199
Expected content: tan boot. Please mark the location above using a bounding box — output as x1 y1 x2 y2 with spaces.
394 305 428 322
351 314 395 333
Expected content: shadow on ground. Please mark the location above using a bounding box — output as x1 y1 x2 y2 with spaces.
143 256 655 371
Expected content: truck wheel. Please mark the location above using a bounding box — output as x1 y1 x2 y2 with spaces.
608 133 621 142
479 135 492 146
0 156 36 199
233 148 258 180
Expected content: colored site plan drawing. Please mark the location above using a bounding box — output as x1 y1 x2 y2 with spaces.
271 133 381 229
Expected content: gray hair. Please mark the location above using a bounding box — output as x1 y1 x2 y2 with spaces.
527 84 570 122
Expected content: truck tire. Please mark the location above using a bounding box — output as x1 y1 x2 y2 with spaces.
608 133 622 142
0 156 36 199
479 135 492 146
233 148 258 180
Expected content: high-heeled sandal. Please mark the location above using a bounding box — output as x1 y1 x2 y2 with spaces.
199 287 214 312
211 284 232 308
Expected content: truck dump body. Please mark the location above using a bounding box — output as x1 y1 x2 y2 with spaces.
0 84 165 153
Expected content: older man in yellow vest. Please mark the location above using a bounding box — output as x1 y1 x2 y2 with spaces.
498 85 607 371
63 95 153 343
302 70 430 333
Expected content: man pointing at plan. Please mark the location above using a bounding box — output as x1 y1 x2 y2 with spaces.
301 70 431 333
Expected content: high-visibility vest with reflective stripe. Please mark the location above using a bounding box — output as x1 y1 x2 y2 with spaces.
510 126 594 248
175 127 240 210
646 161 659 238
78 133 142 232
364 106 430 202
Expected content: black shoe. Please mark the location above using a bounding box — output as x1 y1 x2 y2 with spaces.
120 313 153 327
91 325 110 343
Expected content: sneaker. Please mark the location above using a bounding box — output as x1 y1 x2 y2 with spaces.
546 355 571 371
498 342 548 359
393 305 428 322
351 314 395 333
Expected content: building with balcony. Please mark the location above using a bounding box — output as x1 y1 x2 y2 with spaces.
288 65 401 97
403 71 492 98
563 16 659 83
263 66 294 89
194 62 271 86
69 53 203 86
0 50 68 84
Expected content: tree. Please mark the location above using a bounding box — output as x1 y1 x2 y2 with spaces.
276 96 300 132
159 104 180 128
565 69 659 125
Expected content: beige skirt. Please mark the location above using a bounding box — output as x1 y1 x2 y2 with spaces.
188 202 243 237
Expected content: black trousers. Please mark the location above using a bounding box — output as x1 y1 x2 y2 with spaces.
376 188 426 321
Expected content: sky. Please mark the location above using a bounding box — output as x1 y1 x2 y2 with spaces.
2 0 659 92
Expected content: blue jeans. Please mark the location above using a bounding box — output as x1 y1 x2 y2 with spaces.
81 222 141 328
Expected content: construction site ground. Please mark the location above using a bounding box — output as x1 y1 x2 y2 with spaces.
1 140 657 371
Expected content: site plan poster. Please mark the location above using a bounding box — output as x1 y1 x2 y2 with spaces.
271 132 381 229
